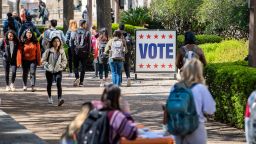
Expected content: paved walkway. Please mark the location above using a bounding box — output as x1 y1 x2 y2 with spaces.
0 64 245 143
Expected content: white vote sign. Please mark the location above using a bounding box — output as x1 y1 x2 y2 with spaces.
135 30 177 73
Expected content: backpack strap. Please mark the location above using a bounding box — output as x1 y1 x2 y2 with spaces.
47 50 51 63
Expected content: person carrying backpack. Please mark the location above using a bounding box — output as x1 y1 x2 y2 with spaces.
42 36 67 106
97 28 109 87
91 25 99 78
43 20 66 50
38 0 49 24
0 30 20 91
176 31 207 70
118 23 132 87
17 29 41 92
60 84 137 144
65 20 78 77
105 30 127 86
3 13 20 36
73 20 91 87
18 15 41 40
166 59 215 144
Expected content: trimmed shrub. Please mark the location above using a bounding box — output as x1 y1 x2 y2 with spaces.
112 23 144 36
177 34 223 47
204 61 255 128
200 40 248 63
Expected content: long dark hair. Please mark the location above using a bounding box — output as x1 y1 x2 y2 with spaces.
49 36 62 52
101 84 121 110
7 13 15 32
98 28 109 42
184 31 196 45
5 30 19 45
22 29 38 44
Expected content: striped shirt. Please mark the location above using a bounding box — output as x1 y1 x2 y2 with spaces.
108 110 137 144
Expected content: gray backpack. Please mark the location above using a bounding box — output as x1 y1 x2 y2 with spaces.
111 39 124 60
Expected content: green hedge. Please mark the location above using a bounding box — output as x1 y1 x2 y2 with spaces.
112 23 144 36
204 61 256 128
177 34 223 48
37 24 144 36
200 40 248 63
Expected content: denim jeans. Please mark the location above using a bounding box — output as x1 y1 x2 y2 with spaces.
99 62 109 79
73 53 88 84
46 71 62 99
68 48 73 73
109 59 123 86
22 60 37 86
3 60 17 85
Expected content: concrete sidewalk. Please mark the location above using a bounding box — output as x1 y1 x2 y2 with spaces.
0 110 46 144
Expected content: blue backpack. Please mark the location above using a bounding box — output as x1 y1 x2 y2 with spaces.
166 82 199 136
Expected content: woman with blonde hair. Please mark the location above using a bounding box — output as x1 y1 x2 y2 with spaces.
166 59 216 144
65 20 78 77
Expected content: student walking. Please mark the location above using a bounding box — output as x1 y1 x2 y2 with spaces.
42 36 67 106
3 13 20 35
17 29 41 92
43 19 66 50
73 20 91 87
0 30 19 91
118 23 132 87
97 28 109 87
167 59 215 144
65 20 78 77
105 30 127 86
18 15 41 39
91 25 99 78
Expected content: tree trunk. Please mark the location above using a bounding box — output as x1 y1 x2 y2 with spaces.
97 0 112 37
114 0 120 23
63 0 74 33
87 0 92 30
249 0 256 67
17 0 20 15
0 0 2 20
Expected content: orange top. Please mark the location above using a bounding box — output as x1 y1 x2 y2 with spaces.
121 137 174 144
17 42 41 66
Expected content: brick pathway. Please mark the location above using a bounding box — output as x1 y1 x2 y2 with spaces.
0 64 245 143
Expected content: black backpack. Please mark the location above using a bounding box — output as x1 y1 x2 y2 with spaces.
77 109 109 144
98 41 109 63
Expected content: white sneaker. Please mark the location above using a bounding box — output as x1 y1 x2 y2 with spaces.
100 79 104 87
23 86 27 91
73 79 80 87
48 97 53 104
127 78 131 87
6 86 10 92
10 83 15 92
69 73 74 77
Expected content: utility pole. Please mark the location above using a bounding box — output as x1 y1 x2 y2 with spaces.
63 0 74 33
249 0 256 67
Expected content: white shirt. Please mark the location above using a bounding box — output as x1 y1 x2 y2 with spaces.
191 84 216 123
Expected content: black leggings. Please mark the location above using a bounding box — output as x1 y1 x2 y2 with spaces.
46 71 62 99
3 60 17 85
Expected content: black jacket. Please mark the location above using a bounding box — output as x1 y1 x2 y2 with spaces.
0 39 19 65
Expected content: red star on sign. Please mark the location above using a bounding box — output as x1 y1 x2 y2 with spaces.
154 34 158 39
161 64 166 68
146 64 151 68
139 34 144 39
146 34 151 39
154 63 158 68
169 34 173 39
139 64 144 68
161 34 166 39
168 64 173 68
